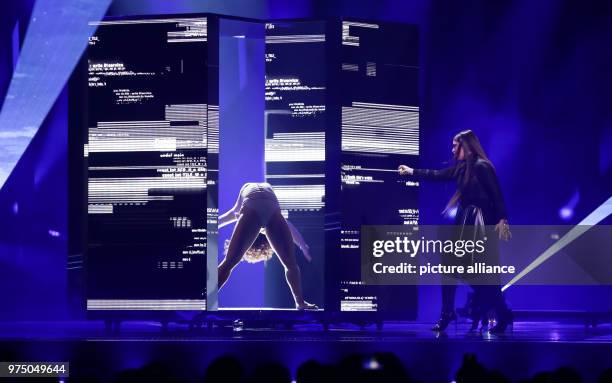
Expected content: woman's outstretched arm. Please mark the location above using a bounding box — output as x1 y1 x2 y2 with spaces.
399 164 456 181
286 220 312 261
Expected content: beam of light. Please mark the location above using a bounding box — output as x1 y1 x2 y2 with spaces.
12 21 20 70
502 196 612 291
0 0 112 190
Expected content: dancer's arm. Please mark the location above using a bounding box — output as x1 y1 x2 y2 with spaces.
287 220 312 262
218 208 238 229
218 185 245 229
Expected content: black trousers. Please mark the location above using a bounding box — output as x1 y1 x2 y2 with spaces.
440 223 507 316
441 284 506 315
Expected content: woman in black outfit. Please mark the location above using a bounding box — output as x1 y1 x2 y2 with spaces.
398 130 512 333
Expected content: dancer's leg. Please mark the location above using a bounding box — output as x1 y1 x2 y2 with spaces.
265 211 312 309
217 210 261 289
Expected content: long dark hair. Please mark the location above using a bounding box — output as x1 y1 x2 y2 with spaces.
445 130 494 212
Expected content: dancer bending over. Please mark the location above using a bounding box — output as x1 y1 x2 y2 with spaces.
218 182 317 310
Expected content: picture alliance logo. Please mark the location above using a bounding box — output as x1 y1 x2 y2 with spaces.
371 237 487 258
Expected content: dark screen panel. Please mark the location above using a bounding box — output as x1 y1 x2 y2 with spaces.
338 20 419 316
86 17 209 311
264 21 327 309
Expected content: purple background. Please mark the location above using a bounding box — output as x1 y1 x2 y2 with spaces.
0 0 610 322
218 19 266 308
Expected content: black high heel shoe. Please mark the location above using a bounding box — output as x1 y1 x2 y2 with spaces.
432 311 457 332
489 309 513 334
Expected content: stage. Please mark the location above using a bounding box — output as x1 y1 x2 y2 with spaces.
1 0 612 382
1 320 611 382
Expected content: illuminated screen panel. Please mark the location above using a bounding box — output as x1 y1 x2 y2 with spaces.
264 21 326 309
339 20 419 314
85 17 209 311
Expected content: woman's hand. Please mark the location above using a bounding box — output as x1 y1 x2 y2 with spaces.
495 219 512 241
398 164 414 176
296 301 318 310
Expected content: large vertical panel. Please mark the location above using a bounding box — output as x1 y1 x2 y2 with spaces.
85 16 210 312
264 21 327 308
336 20 419 318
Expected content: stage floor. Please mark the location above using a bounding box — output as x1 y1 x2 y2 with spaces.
0 321 611 382
0 319 611 342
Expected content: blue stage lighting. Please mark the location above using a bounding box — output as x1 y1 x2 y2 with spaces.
0 0 112 189
559 207 573 220
12 21 20 69
503 196 612 291
559 190 579 221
